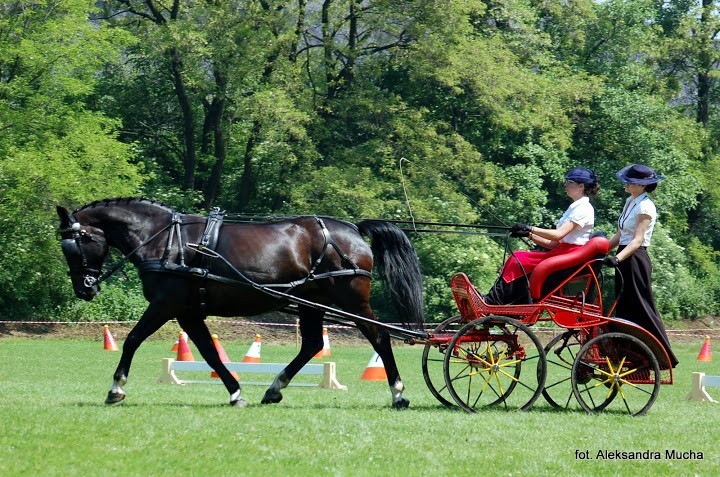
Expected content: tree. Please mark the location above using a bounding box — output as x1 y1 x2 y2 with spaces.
0 0 142 318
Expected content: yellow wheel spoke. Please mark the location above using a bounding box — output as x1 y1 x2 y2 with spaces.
498 358 521 368
591 378 613 389
605 356 616 374
594 367 613 378
494 372 505 396
618 367 639 379
498 368 520 383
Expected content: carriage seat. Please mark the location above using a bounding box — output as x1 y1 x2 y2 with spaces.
528 236 610 301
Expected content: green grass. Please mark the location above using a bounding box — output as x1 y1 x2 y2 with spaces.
0 338 718 476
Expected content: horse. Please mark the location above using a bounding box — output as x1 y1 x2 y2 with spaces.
56 198 424 408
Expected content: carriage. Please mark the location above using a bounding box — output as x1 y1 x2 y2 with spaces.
57 199 673 416
418 235 674 416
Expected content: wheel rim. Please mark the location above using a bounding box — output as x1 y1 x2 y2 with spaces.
443 316 546 412
542 330 583 410
572 332 660 416
421 315 462 407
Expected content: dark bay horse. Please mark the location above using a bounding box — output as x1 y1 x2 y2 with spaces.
57 198 424 408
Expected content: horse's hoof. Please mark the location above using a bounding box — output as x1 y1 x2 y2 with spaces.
392 398 410 409
230 398 249 408
105 391 125 405
261 390 283 404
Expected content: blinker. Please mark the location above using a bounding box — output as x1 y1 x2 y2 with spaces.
61 238 81 255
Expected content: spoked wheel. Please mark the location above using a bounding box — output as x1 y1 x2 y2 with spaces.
443 315 546 412
422 315 463 406
542 330 583 409
572 332 660 416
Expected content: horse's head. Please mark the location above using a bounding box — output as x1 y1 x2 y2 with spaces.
57 206 109 301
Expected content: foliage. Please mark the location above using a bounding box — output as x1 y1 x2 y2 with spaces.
1 0 720 322
0 0 142 319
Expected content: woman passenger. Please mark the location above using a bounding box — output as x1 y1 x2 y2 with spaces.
603 164 678 368
485 167 600 305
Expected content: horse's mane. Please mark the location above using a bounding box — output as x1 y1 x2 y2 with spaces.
74 197 175 214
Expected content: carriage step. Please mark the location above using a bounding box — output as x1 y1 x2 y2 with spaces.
159 358 347 390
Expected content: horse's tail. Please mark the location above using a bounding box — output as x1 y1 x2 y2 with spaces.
356 220 424 329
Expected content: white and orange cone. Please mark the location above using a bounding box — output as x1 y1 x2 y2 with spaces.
314 327 332 358
176 332 195 361
171 331 188 352
211 334 238 379
360 352 387 381
242 334 262 363
103 325 119 351
697 336 712 362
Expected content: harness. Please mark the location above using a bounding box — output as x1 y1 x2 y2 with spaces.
64 209 372 305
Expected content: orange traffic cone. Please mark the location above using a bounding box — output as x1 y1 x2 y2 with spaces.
103 325 119 351
176 332 195 361
314 327 332 358
360 352 387 381
211 334 238 379
171 331 188 352
697 336 712 362
242 334 262 363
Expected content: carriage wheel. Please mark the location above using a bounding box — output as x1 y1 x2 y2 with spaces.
542 330 583 409
542 330 617 411
572 332 660 416
443 315 546 412
421 315 463 407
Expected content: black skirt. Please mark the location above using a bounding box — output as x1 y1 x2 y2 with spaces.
614 246 679 368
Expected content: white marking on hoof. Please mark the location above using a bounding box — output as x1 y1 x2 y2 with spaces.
231 398 249 408
390 379 405 403
229 390 247 407
110 380 126 397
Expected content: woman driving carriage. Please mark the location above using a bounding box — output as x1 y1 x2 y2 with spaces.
602 164 679 368
484 167 600 305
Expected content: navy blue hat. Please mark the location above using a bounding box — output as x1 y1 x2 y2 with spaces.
616 164 665 185
565 167 597 185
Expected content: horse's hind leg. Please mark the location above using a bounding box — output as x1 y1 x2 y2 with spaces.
178 316 245 408
107 300 173 404
262 306 324 405
356 322 409 409
335 279 409 409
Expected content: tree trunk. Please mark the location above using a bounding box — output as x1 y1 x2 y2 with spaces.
168 47 196 190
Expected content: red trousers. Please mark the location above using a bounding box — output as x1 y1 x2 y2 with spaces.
501 243 580 283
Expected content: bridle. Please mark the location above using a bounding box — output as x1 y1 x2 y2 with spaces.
58 211 183 292
59 219 106 293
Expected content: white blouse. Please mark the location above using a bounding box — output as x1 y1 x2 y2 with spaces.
557 196 594 245
618 193 657 247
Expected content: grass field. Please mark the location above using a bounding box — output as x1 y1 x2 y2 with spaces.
1 335 718 476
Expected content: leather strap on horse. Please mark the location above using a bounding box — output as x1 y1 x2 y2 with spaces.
184 216 372 290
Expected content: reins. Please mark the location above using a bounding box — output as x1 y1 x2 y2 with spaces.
98 216 181 283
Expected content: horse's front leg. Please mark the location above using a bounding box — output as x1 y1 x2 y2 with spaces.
178 316 245 408
106 300 173 404
357 323 408 409
262 307 324 405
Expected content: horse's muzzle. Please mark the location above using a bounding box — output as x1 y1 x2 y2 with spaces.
76 280 100 301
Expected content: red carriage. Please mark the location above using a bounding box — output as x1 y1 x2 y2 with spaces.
419 236 674 416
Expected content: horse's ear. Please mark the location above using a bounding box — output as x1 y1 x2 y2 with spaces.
57 206 72 228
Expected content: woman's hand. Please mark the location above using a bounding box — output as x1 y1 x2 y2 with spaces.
510 223 531 237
